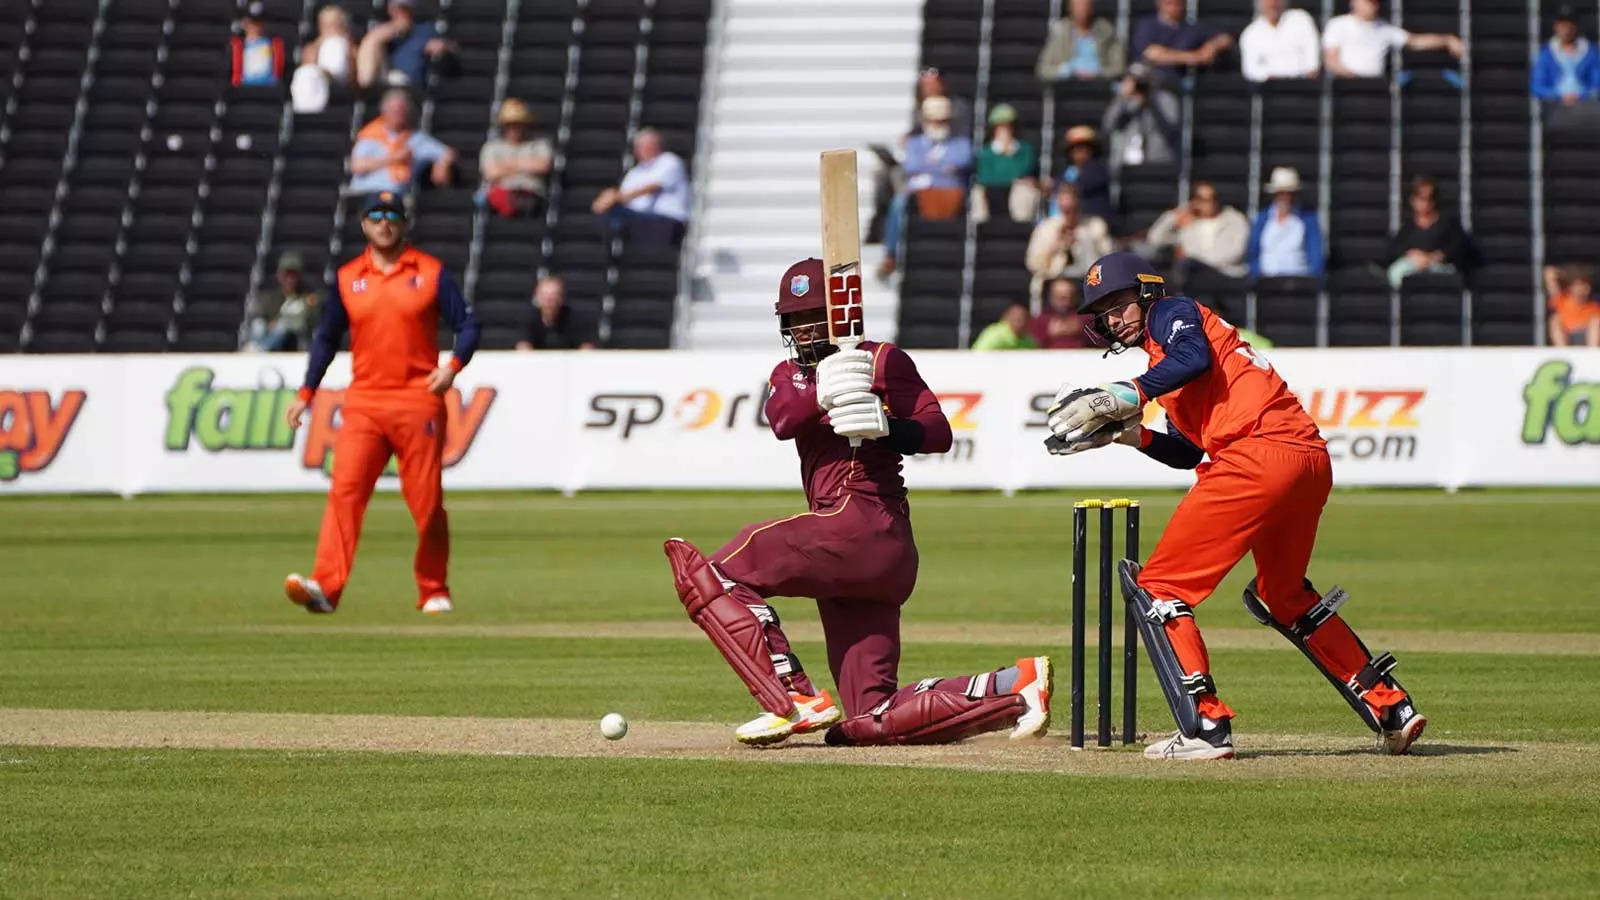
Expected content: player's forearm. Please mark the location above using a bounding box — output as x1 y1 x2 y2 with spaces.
1133 427 1203 469
450 316 480 370
1134 337 1211 399
886 411 951 455
299 332 339 399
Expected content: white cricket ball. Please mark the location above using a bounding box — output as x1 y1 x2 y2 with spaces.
599 712 628 741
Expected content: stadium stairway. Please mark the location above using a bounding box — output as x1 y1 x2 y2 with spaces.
683 0 920 349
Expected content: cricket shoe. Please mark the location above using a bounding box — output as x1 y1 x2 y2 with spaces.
734 690 843 746
1144 718 1235 761
1009 655 1053 739
420 595 453 615
1377 698 1426 755
284 574 334 614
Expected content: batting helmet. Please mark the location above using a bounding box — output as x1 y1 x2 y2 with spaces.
1079 251 1166 312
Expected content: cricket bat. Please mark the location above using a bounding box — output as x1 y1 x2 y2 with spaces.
819 149 865 352
819 149 867 446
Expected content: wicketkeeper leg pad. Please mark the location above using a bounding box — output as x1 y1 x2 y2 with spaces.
664 538 795 717
1241 577 1407 733
822 685 1024 746
1120 560 1211 738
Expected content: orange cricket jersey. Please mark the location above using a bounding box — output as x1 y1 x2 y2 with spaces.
300 245 479 408
1140 301 1323 456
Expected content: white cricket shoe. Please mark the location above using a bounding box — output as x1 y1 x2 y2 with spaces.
420 595 454 615
1144 720 1236 760
1009 655 1054 739
734 690 843 746
284 574 334 614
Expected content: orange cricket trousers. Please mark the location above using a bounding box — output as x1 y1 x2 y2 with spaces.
311 401 449 608
1136 437 1405 720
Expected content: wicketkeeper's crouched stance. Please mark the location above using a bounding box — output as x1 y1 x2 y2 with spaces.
1045 252 1426 759
667 259 1053 746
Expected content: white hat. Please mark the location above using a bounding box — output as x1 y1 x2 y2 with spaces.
921 95 952 121
1265 166 1302 194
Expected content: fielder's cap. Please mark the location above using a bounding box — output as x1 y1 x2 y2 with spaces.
1265 166 1302 193
776 258 826 316
987 103 1018 126
364 191 406 216
1065 124 1099 148
1080 251 1165 311
277 250 304 271
921 95 953 121
497 97 535 126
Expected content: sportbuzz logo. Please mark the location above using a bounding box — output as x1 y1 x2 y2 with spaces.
163 366 496 473
1522 360 1600 445
1303 388 1423 461
0 388 86 482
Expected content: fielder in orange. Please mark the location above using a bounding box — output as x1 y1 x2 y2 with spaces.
1044 251 1425 759
281 191 480 615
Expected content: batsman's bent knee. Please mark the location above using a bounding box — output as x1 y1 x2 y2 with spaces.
664 538 794 717
1120 560 1210 738
1241 577 1409 733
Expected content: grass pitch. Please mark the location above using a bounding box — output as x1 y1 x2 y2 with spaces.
2 490 1599 897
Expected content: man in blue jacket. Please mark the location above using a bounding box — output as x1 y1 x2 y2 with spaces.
1247 167 1324 280
1532 6 1600 129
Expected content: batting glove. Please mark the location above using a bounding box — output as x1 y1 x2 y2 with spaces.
827 390 890 441
815 348 875 411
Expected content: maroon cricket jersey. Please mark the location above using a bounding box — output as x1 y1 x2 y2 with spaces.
764 341 952 510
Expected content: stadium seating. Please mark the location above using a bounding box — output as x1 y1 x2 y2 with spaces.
899 0 1552 348
0 0 708 352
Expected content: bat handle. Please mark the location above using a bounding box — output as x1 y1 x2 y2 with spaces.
849 437 862 448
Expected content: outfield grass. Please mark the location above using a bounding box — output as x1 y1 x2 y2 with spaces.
2 490 1598 897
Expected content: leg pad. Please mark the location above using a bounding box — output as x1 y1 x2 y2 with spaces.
1119 560 1207 738
823 690 1024 746
1242 578 1406 733
665 539 794 717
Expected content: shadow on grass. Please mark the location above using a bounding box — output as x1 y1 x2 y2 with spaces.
1240 744 1517 759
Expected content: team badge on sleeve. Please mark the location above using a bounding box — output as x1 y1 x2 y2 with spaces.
790 274 810 296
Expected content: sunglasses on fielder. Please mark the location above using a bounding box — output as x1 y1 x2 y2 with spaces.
365 210 404 223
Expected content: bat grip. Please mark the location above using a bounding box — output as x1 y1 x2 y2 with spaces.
849 437 862 448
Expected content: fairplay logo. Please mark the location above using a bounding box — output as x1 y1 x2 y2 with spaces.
163 366 496 473
0 389 86 482
1522 361 1600 445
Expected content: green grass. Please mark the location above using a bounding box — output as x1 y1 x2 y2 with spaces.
3 490 1599 896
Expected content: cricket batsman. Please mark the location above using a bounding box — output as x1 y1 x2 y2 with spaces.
1044 251 1425 759
663 258 1053 746
281 191 480 615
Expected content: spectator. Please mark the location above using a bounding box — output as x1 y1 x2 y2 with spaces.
974 103 1039 223
1036 0 1125 82
1546 264 1600 347
1144 180 1251 287
231 2 285 88
1101 64 1181 170
592 128 691 248
1054 125 1114 221
479 99 553 218
909 68 974 141
971 303 1040 350
1532 6 1600 129
246 252 320 352
1323 0 1462 79
1240 0 1321 82
291 5 357 113
1025 183 1114 299
1131 0 1234 84
1387 175 1475 288
348 88 457 198
1030 278 1091 349
1248 166 1325 278
879 96 975 278
516 277 597 350
356 0 456 91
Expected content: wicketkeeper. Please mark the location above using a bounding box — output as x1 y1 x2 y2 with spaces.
1044 251 1426 759
664 258 1054 746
